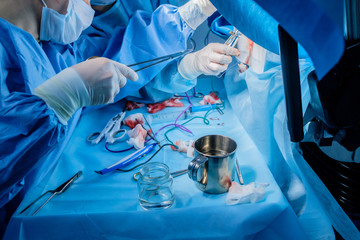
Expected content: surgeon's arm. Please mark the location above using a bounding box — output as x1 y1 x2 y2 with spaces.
0 58 136 209
133 42 240 103
77 1 217 103
34 58 137 124
111 1 218 103
0 91 65 208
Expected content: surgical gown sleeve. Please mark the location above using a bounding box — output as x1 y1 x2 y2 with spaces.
0 94 66 206
0 20 70 208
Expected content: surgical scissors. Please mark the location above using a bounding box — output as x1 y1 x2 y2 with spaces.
87 110 127 145
20 171 82 216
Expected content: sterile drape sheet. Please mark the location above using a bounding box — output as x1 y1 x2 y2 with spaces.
4 78 307 240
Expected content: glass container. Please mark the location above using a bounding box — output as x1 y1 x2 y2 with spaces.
137 162 174 210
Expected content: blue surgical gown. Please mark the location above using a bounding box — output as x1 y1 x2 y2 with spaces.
0 2 194 230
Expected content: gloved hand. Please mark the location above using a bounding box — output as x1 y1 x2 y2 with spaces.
34 57 138 124
178 43 240 79
178 0 217 30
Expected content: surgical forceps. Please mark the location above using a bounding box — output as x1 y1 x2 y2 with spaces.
217 28 241 78
88 40 195 72
225 28 241 48
133 169 188 181
88 50 191 72
87 110 127 145
20 171 82 216
127 49 192 72
127 39 195 72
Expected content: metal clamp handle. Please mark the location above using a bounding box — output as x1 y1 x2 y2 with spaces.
87 132 102 144
106 129 127 144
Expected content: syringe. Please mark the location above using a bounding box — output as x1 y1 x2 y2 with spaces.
146 104 218 124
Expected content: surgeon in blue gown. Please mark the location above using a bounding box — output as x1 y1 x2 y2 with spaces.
0 0 241 236
86 0 240 103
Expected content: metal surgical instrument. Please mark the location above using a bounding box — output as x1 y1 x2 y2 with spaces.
87 110 127 145
217 28 242 78
133 168 188 181
225 28 241 48
171 169 188 178
20 171 82 216
128 49 193 72
235 159 244 185
127 39 195 72
87 40 195 73
87 50 191 72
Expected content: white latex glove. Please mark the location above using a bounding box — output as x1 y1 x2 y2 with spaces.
178 0 217 30
34 57 138 125
178 43 240 79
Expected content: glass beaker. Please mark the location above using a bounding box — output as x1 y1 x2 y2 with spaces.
137 162 174 210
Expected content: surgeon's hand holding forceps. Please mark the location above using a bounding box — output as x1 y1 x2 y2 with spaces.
87 110 127 145
20 171 82 216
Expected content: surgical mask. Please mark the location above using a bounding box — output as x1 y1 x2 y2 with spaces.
40 0 95 44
